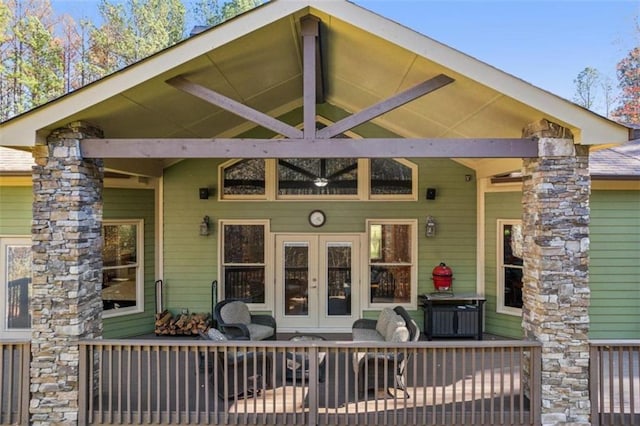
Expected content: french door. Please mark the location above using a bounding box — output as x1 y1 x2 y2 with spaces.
275 234 360 331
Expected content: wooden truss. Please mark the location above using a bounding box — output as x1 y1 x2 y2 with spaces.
81 15 537 159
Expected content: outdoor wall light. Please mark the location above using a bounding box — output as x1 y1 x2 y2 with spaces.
425 216 436 237
199 216 211 236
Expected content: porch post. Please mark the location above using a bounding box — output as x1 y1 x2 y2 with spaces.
521 119 591 425
30 122 104 425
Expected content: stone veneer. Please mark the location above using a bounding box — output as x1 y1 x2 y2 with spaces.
30 122 104 425
521 126 591 424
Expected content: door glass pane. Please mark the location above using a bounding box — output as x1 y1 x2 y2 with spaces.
6 245 31 329
284 243 309 316
327 243 351 316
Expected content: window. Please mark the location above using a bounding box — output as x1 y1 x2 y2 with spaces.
221 221 268 306
220 158 416 200
370 158 415 197
222 159 266 198
278 158 358 197
102 220 144 317
0 237 31 336
497 220 523 315
367 220 417 307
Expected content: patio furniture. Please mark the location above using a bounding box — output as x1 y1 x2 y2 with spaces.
286 334 327 382
214 299 277 340
199 328 273 400
351 306 420 397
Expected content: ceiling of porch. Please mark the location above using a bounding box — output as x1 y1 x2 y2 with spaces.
0 1 630 179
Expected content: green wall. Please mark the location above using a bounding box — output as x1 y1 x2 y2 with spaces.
484 189 640 340
162 157 478 327
589 190 640 339
484 192 524 339
0 185 156 338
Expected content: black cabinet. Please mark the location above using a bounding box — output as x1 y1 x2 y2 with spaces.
419 293 486 340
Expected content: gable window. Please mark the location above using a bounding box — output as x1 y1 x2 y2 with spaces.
222 159 266 198
0 237 31 336
102 220 144 317
221 221 268 306
367 220 417 308
497 220 523 315
370 158 415 197
220 158 416 200
278 158 358 197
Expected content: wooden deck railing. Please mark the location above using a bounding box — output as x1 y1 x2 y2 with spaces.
0 340 30 426
78 339 542 425
590 340 640 425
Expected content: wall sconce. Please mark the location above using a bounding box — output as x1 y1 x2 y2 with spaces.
199 216 210 236
425 216 436 237
199 188 210 200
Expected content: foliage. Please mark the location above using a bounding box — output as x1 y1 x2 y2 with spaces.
0 0 263 121
572 67 600 110
611 46 640 124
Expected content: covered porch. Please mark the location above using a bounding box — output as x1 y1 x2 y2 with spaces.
0 1 635 425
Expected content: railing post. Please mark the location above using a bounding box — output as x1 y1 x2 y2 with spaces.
588 344 598 425
531 344 542 426
307 345 318 426
20 342 31 426
78 343 87 426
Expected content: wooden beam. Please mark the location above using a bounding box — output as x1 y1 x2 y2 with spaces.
81 137 538 159
166 76 303 139
317 74 455 139
301 15 320 140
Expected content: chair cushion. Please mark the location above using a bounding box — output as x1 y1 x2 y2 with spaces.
352 327 385 342
375 307 398 336
206 328 228 341
385 321 410 342
247 323 275 340
221 301 252 325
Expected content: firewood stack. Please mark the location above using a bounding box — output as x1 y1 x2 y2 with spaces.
154 310 212 335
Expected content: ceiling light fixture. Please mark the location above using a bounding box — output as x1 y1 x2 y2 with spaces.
313 177 329 187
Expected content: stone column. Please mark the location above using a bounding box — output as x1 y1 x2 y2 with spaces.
30 122 104 425
521 119 591 425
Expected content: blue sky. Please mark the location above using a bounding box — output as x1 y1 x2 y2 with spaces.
51 0 639 114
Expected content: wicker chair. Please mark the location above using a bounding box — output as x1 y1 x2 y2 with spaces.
352 306 420 398
214 299 276 340
199 328 272 400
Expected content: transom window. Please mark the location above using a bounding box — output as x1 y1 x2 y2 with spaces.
367 220 417 308
102 220 144 317
497 220 524 315
219 158 417 201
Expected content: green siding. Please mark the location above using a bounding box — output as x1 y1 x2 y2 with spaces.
484 192 524 339
0 185 156 339
589 190 640 339
484 189 640 340
102 189 156 338
162 158 478 326
0 186 32 234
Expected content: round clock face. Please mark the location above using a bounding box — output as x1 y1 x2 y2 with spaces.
309 210 326 227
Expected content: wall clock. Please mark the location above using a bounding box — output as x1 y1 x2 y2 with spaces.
308 210 326 227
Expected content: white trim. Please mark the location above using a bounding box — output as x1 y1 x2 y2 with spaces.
364 219 418 311
102 219 145 319
218 219 272 311
476 178 487 297
0 236 31 339
496 219 523 317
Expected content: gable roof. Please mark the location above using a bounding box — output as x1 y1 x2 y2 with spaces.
0 0 631 178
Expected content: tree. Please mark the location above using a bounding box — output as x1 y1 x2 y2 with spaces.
85 0 186 83
191 0 263 27
612 46 640 124
572 67 600 110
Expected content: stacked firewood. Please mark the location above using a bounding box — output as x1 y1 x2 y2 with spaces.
155 310 212 335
